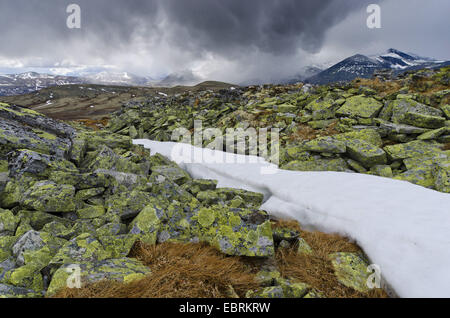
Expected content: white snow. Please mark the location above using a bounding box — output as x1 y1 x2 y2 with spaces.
134 139 450 298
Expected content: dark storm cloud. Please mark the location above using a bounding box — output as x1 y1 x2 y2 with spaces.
0 0 372 62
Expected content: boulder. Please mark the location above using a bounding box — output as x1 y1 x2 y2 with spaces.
0 119 71 159
301 137 346 154
0 283 43 298
20 181 76 213
283 158 348 172
345 139 387 168
336 95 383 118
384 140 443 161
47 258 150 296
7 149 78 179
329 252 371 293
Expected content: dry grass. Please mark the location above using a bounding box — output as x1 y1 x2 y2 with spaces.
271 220 388 298
52 220 389 299
442 143 450 151
52 241 259 298
289 122 340 143
353 78 402 97
76 118 109 131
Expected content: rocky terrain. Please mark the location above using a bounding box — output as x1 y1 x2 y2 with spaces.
0 65 449 298
107 66 450 193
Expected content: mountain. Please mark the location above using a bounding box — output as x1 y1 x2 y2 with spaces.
0 72 86 96
284 65 325 84
150 70 202 87
82 71 151 86
307 49 449 85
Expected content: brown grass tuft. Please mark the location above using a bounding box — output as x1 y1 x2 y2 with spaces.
52 221 389 299
442 143 450 151
76 118 109 131
52 242 259 298
275 221 388 298
352 78 402 97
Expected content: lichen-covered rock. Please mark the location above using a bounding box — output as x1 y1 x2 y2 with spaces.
391 98 444 124
301 137 346 154
378 121 429 135
246 286 284 298
329 252 371 293
0 176 36 209
384 140 443 160
297 238 313 255
336 95 383 118
196 190 220 205
184 179 218 195
77 205 106 219
20 181 76 213
417 127 449 140
151 165 192 186
441 104 450 119
394 168 436 188
399 112 446 129
7 149 78 179
345 139 387 168
83 146 149 175
1 264 44 292
48 233 133 268
334 129 384 147
15 210 73 232
48 170 113 190
214 188 264 209
434 161 450 193
106 190 158 220
0 209 18 236
0 283 43 298
75 187 105 202
276 278 310 298
370 165 394 178
283 158 349 172
0 236 17 262
128 199 165 245
0 118 70 158
272 227 300 243
76 131 132 152
195 206 274 257
46 257 150 296
12 230 66 267
255 270 281 286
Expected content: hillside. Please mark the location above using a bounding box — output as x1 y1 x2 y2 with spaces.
0 81 236 120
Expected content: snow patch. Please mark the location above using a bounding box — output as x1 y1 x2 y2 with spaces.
134 139 450 298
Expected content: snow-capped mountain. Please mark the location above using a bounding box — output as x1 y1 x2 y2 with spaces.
307 49 449 85
0 72 86 96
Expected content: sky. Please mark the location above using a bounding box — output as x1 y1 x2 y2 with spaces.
0 0 449 84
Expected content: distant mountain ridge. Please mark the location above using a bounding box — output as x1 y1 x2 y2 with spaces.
306 49 449 85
